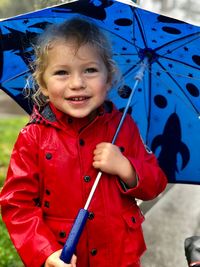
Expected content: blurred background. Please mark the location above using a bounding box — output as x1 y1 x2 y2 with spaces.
139 0 200 25
0 0 200 266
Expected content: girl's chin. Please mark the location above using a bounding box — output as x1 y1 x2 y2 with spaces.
67 109 98 120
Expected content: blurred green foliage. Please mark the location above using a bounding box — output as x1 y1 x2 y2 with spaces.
0 116 28 267
0 220 23 267
0 116 28 186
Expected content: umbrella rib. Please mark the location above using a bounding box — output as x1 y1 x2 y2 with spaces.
145 64 152 143
122 60 142 78
155 31 200 54
156 60 200 115
98 24 139 48
159 55 200 77
2 69 31 84
132 7 148 49
163 34 200 56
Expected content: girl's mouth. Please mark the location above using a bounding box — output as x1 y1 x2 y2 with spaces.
67 96 90 102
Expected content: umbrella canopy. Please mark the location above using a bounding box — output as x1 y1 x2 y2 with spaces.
0 0 200 184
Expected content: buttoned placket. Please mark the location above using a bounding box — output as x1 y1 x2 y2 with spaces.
75 113 112 266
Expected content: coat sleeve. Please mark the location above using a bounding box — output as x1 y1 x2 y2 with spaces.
0 126 62 267
116 115 168 200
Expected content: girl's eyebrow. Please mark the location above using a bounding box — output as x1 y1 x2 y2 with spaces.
81 61 101 66
49 64 69 70
52 61 100 69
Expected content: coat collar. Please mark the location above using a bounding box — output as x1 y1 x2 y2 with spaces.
28 101 116 132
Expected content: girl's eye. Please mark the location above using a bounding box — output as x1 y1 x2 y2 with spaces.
54 70 68 75
85 68 98 74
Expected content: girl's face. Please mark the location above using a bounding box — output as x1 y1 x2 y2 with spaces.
41 40 111 118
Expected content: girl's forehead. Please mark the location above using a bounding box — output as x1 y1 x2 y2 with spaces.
49 38 92 50
45 40 105 66
48 39 102 57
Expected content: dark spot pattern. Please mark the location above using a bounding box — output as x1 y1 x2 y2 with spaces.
186 83 199 97
192 55 200 66
154 95 167 109
162 26 181 35
114 18 133 26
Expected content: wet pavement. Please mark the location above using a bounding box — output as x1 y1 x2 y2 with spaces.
141 184 200 267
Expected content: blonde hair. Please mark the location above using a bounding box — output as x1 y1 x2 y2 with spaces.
29 17 119 108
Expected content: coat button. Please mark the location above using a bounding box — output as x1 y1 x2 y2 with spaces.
119 146 125 152
131 216 136 223
88 212 95 220
44 201 50 208
45 189 51 195
67 117 73 124
46 153 52 160
84 175 91 182
59 231 66 238
33 197 41 207
90 248 97 256
79 139 85 146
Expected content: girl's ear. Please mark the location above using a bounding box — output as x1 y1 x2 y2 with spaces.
41 86 49 97
106 82 111 93
38 78 49 96
106 75 112 92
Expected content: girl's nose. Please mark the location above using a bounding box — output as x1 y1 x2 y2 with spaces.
68 74 86 90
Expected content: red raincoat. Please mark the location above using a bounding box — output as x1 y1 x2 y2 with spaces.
0 101 167 267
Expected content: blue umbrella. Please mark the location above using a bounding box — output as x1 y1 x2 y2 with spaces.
0 1 200 182
1 0 200 263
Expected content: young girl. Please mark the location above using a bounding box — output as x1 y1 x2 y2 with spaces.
0 18 167 267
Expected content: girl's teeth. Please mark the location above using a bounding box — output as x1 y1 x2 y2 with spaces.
71 97 87 101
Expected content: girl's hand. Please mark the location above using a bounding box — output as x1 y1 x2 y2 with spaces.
93 142 137 188
45 250 77 267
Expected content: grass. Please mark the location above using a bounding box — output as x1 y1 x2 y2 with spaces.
0 115 29 267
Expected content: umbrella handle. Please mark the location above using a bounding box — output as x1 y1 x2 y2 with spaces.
60 208 89 263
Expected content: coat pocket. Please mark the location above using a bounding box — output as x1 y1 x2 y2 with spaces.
122 204 145 229
44 216 74 245
121 205 146 264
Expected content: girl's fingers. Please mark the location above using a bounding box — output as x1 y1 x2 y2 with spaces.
71 255 77 266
